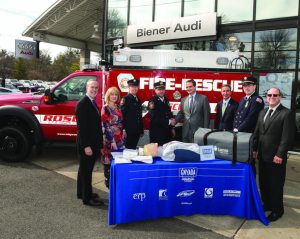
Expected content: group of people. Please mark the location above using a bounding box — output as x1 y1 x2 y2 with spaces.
75 76 295 223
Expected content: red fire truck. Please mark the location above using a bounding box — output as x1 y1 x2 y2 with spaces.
0 48 250 162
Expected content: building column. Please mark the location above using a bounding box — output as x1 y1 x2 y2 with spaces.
80 49 90 68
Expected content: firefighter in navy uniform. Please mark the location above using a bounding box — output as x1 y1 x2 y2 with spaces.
233 76 264 176
233 76 265 133
148 81 176 146
120 79 144 149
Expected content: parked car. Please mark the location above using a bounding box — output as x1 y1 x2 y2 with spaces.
0 87 22 95
6 79 19 85
4 83 19 90
19 80 32 87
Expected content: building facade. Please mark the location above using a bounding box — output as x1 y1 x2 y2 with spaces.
104 0 300 147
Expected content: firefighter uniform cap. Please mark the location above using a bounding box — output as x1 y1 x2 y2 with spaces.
154 81 166 89
127 79 139 86
242 76 257 86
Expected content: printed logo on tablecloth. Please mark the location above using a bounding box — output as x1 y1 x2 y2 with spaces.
133 192 146 201
159 189 168 200
176 190 195 197
179 167 197 182
181 202 193 205
223 190 241 197
204 188 214 198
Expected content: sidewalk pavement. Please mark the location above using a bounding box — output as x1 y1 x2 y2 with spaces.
31 151 300 239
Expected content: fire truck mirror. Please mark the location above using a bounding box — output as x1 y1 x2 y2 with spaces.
57 94 68 103
44 89 52 104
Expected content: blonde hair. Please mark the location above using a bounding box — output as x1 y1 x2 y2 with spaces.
105 87 120 104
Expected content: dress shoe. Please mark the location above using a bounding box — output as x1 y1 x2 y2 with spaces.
267 212 283 222
92 197 105 204
92 193 100 199
83 199 104 206
77 193 99 200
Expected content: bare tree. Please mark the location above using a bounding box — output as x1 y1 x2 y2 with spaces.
0 49 15 86
256 29 291 69
107 9 126 38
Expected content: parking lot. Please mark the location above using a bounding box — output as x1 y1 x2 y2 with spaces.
1 142 299 239
0 143 227 239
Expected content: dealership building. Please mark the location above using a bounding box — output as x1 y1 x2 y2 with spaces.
23 0 300 148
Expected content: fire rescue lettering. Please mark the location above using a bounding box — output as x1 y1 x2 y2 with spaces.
36 114 77 125
139 78 243 92
137 20 201 37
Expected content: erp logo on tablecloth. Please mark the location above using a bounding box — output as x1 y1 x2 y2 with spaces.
204 188 214 198
179 167 197 182
133 192 146 201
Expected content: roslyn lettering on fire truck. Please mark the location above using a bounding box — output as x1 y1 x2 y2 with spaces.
0 48 250 162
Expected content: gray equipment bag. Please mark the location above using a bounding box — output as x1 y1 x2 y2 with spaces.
194 128 253 165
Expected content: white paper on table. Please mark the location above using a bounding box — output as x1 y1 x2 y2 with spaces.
111 152 124 158
114 157 132 164
123 149 138 159
132 156 153 164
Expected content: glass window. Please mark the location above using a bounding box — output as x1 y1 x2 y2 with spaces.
258 72 294 109
296 74 300 134
209 32 252 65
53 76 97 101
155 0 181 21
254 28 297 69
107 0 128 38
256 0 298 20
217 0 253 23
130 0 153 25
184 0 215 17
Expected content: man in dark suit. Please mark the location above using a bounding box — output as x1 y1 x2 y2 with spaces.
233 76 264 133
215 84 238 130
233 76 264 176
148 81 175 146
253 87 294 222
76 80 104 206
120 79 144 149
176 79 210 142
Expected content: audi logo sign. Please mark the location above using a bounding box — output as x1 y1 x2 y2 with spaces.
15 39 37 59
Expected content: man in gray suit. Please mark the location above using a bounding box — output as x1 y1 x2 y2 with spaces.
176 79 210 142
253 87 294 222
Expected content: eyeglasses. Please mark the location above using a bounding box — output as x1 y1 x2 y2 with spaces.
267 94 280 97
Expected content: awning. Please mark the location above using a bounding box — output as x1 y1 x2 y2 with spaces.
22 0 105 53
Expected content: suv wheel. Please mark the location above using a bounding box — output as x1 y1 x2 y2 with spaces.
0 127 32 162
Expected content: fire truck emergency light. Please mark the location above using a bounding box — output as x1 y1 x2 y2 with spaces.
129 55 141 62
115 54 127 62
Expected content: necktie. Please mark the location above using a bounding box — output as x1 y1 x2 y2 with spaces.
189 96 194 112
264 109 273 127
222 102 227 116
92 100 99 114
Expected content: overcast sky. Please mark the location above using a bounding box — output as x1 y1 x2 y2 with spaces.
0 0 67 58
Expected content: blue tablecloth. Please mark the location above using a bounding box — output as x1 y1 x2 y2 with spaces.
108 158 269 226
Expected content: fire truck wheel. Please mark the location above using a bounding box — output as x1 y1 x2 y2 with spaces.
0 126 32 162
